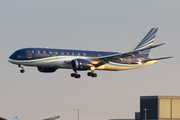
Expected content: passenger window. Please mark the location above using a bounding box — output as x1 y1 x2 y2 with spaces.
83 53 86 56
43 51 46 54
62 52 64 55
98 54 102 57
32 50 34 53
72 52 74 55
55 51 58 55
78 53 80 56
67 52 69 55
49 51 52 54
37 50 40 54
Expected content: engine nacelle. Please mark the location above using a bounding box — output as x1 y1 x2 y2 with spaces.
37 67 57 73
71 59 91 70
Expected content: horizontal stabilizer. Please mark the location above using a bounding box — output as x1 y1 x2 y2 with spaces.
142 56 173 63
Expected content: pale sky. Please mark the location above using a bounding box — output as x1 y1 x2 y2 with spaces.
0 1 179 120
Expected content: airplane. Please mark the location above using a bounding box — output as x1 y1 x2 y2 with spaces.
8 28 172 78
0 116 60 120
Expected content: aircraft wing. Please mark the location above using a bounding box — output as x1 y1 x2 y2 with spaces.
90 43 167 67
41 116 60 120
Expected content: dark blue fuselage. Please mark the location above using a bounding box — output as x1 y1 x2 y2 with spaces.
9 48 148 64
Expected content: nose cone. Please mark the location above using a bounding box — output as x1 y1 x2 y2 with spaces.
8 57 14 63
9 54 13 59
8 53 17 64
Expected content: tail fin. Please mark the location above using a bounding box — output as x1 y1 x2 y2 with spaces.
132 28 158 57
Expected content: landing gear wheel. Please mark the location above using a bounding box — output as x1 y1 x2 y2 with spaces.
87 72 97 78
92 73 97 77
87 72 93 76
20 69 25 73
75 74 81 78
71 73 81 78
71 73 75 77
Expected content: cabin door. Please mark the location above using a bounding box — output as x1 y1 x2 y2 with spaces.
27 51 32 58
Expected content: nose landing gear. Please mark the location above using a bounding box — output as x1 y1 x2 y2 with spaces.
19 65 25 73
20 69 25 73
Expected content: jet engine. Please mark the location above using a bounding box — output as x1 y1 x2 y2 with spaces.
71 59 91 70
37 67 57 73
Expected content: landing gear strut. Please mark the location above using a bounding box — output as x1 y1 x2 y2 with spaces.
87 71 97 78
71 70 81 78
19 65 25 73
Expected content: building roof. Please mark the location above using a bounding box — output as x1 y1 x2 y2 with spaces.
140 96 180 99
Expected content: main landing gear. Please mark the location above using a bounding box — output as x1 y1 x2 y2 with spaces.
71 70 81 78
71 70 97 79
19 65 25 73
87 71 97 78
71 73 81 78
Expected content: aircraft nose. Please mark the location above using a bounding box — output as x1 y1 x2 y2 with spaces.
8 58 13 63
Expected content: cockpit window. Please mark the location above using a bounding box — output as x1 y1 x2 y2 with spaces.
13 52 20 55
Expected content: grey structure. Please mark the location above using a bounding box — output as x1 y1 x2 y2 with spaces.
136 96 180 120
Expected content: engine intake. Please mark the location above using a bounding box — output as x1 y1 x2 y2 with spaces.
37 67 57 73
71 59 91 70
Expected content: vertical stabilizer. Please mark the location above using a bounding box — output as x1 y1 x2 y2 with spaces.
132 28 158 57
